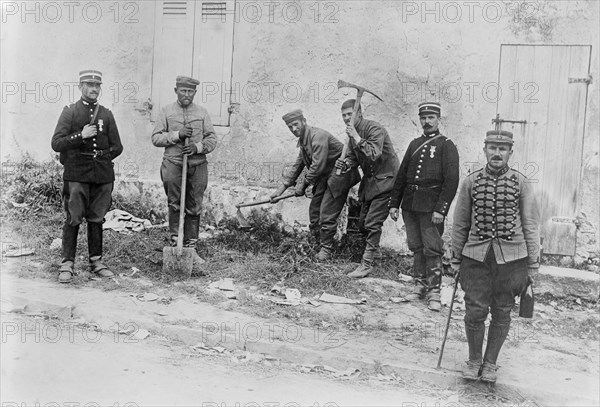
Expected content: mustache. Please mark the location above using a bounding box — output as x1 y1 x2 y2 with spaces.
423 124 432 128
491 156 503 160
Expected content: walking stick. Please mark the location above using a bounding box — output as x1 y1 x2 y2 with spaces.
437 269 460 369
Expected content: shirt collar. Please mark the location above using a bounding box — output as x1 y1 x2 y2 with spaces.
81 98 97 106
422 130 440 138
485 164 510 176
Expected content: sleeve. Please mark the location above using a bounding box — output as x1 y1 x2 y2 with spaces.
105 110 123 161
151 107 180 147
342 137 359 169
51 106 84 152
304 132 329 185
197 111 217 154
283 152 305 187
520 176 541 268
451 177 473 261
354 123 385 163
389 143 412 209
434 139 460 216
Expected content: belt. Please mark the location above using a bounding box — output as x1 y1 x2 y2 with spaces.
81 148 111 158
407 184 441 191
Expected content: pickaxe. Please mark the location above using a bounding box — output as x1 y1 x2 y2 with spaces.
336 80 384 175
234 193 296 229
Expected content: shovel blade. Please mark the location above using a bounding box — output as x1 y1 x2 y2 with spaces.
236 208 252 230
162 246 195 278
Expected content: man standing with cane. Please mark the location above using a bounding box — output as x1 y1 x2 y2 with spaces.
451 129 540 383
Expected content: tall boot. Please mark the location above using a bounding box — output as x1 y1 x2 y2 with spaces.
481 318 510 383
348 249 374 278
59 223 79 283
309 229 320 249
168 207 180 246
405 250 427 301
183 215 200 248
87 222 113 278
463 321 485 380
425 255 443 311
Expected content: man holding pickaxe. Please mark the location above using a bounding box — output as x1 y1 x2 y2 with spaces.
335 97 400 278
271 109 360 261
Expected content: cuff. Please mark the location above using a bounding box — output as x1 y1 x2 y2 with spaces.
195 141 204 154
169 131 180 144
434 200 450 216
527 262 540 269
68 132 83 144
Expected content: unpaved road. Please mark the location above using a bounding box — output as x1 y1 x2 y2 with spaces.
1 311 440 407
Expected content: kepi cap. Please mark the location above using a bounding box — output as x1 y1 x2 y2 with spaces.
176 75 200 88
282 109 304 124
418 102 441 116
485 130 514 145
79 70 102 84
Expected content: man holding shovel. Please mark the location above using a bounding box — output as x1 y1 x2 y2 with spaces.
271 109 360 261
152 76 217 263
451 130 540 382
334 99 400 278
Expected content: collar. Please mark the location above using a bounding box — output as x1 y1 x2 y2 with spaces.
81 98 97 106
296 126 311 148
422 130 440 138
485 164 509 177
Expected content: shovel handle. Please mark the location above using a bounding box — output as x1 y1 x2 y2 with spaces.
177 138 189 254
235 192 296 208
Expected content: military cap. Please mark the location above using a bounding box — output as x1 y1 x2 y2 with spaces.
282 109 304 124
418 102 441 116
79 70 102 84
176 75 200 88
485 130 514 145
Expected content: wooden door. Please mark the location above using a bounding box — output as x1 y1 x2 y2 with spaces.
496 44 592 255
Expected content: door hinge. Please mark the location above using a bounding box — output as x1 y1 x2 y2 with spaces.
568 74 592 85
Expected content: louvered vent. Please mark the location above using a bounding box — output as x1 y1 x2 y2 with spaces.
163 1 187 15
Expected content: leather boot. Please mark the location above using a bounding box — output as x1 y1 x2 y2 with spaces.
168 207 180 246
425 255 443 311
316 245 333 262
405 251 427 301
480 361 498 383
309 230 320 249
463 322 485 380
183 215 200 248
483 319 510 366
348 250 374 278
87 222 113 278
59 223 79 283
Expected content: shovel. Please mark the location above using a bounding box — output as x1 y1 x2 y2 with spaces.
235 192 296 229
163 138 195 278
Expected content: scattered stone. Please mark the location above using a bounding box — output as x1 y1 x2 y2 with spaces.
137 293 160 302
49 238 62 250
4 247 35 257
319 293 366 305
198 232 212 240
390 297 409 303
131 328 150 341
209 278 235 291
587 265 599 273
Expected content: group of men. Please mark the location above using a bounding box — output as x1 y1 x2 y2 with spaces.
51 70 539 383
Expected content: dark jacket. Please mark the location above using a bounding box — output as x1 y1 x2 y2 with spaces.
344 117 400 202
51 99 123 183
389 132 459 216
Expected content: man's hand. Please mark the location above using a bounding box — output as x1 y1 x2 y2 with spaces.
178 125 193 140
389 208 399 222
294 184 306 197
270 185 287 203
527 267 536 285
346 125 360 143
182 143 198 156
431 211 444 224
334 158 348 173
81 124 97 139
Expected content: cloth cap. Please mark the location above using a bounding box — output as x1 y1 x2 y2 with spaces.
282 109 304 124
79 70 102 84
485 130 514 145
176 76 200 88
418 102 441 116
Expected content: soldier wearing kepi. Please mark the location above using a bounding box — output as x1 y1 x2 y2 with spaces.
271 110 360 261
389 102 459 311
152 76 217 254
335 99 400 278
51 70 123 283
451 130 540 383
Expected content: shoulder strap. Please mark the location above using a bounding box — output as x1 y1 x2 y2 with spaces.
90 104 100 125
411 134 444 158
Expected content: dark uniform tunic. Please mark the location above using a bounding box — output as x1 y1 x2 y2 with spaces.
344 117 400 256
451 165 540 365
390 131 459 257
51 98 123 225
283 125 360 246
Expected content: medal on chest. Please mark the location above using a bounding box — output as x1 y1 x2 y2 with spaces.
98 119 104 132
429 145 436 158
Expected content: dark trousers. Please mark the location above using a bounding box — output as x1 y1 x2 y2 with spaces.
402 210 444 257
61 181 113 262
358 192 390 255
308 177 352 248
161 160 208 237
460 248 529 364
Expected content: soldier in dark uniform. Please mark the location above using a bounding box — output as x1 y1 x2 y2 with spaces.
271 109 360 261
451 130 540 382
335 99 400 278
51 70 123 283
389 102 459 311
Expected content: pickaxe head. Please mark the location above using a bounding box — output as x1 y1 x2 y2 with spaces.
337 80 384 102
